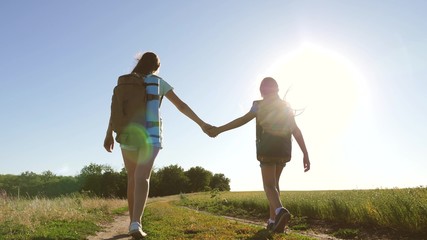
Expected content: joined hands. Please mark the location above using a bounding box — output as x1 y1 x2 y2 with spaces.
201 124 221 138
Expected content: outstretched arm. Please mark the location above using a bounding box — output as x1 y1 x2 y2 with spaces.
292 125 310 172
210 111 255 137
165 90 211 133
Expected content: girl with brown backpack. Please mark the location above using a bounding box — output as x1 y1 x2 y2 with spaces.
104 52 212 239
207 77 310 233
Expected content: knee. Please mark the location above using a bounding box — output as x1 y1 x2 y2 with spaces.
135 172 151 183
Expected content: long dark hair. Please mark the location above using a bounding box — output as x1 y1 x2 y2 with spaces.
132 52 160 76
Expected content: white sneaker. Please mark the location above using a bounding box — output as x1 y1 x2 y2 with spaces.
128 222 147 239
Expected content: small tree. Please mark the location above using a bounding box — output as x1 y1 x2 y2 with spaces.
210 173 231 191
185 166 212 192
79 163 115 196
155 165 189 196
41 170 56 183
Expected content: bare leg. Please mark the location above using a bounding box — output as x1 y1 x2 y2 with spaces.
261 164 283 221
275 164 285 195
131 147 160 223
121 149 138 223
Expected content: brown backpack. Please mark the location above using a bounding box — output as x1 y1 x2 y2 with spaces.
255 98 294 161
110 73 159 146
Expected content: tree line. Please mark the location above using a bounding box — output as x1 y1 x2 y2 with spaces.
0 164 230 198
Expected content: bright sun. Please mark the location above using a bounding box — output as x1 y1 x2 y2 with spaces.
265 43 363 139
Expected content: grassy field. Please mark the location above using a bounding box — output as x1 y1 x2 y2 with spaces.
0 194 127 239
1 188 426 239
178 188 427 239
0 194 313 240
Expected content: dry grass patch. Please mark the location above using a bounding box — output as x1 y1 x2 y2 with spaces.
0 195 127 239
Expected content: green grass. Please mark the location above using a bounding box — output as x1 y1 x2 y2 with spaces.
286 188 427 234
0 195 127 240
332 228 360 239
0 219 98 239
178 188 427 238
0 194 315 239
2 188 426 239
142 199 314 239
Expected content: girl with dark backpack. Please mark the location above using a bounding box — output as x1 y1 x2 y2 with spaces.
207 77 310 233
103 52 212 239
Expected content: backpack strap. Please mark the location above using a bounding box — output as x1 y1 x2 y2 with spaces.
253 100 262 142
145 82 161 101
145 121 160 128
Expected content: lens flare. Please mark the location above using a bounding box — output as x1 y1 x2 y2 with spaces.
264 42 365 139
121 123 153 163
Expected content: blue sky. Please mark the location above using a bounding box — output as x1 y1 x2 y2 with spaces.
1 1 426 191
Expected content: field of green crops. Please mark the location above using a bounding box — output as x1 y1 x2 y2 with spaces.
179 188 427 239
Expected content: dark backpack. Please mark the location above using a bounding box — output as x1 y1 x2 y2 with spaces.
255 99 294 161
110 73 160 147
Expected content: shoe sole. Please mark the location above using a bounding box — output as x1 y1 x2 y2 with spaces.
272 212 291 233
129 230 147 239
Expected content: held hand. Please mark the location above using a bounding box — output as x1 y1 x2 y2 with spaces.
201 123 214 137
303 155 310 172
103 134 114 152
207 126 221 138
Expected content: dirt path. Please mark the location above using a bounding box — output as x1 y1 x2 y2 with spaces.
87 196 339 240
87 211 338 240
86 214 131 240
221 216 339 240
87 196 177 240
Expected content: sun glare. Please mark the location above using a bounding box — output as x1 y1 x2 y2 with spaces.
265 43 364 139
